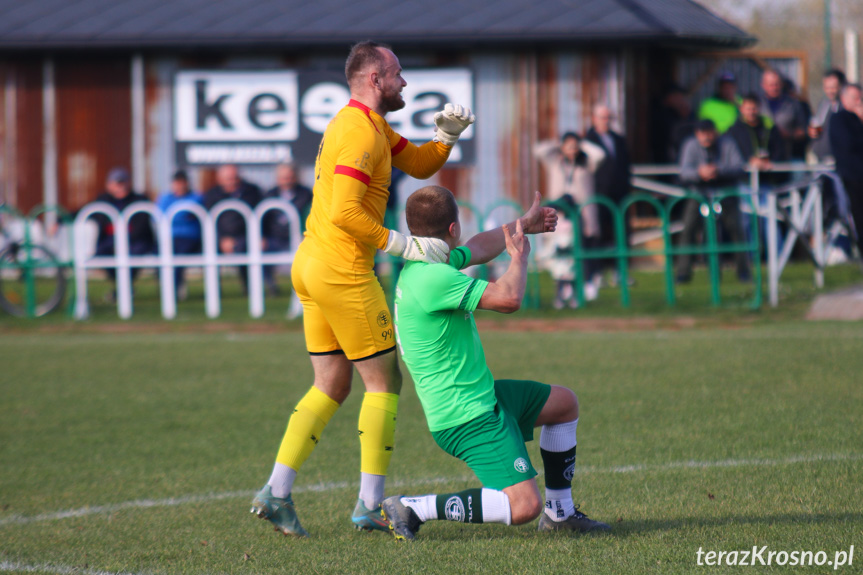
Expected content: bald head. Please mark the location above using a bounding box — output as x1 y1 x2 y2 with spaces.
217 164 240 193
345 41 390 88
762 70 783 99
276 163 297 189
592 105 613 134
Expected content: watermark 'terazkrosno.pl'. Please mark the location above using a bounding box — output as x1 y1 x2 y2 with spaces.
696 546 854 569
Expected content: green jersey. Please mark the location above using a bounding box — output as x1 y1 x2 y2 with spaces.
393 246 493 432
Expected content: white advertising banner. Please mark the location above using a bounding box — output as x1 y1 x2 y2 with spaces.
174 68 474 165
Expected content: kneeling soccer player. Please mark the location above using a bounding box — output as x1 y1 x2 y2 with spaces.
382 186 609 540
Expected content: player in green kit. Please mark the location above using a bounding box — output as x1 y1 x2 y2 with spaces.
382 185 609 540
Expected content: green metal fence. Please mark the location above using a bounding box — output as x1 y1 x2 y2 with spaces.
562 189 762 309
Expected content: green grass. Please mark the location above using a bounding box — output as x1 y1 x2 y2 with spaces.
1 323 861 574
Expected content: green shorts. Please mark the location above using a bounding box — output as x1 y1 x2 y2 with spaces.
431 379 552 491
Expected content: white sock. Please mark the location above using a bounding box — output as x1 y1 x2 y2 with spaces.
359 473 386 509
539 418 577 452
544 487 575 521
267 462 297 499
481 488 512 525
401 495 437 522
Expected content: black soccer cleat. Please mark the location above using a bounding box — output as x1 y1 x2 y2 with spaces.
381 496 424 541
537 505 610 534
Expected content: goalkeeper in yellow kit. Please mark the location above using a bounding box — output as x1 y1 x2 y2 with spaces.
250 40 476 537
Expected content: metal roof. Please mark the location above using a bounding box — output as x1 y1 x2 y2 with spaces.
0 0 755 50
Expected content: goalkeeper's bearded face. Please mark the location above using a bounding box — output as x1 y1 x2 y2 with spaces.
378 50 407 113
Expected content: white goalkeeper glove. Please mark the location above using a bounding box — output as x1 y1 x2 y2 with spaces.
384 230 450 263
433 103 476 146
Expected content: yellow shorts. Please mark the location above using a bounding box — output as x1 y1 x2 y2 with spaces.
291 244 395 361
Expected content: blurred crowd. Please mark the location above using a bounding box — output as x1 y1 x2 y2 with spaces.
84 162 311 302
535 68 863 307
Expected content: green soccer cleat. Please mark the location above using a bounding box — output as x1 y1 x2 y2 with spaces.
537 505 610 534
250 485 309 538
350 499 391 532
381 496 424 541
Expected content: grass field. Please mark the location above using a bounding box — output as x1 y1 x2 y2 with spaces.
2 317 862 574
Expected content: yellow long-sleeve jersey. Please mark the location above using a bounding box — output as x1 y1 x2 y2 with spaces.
302 99 452 271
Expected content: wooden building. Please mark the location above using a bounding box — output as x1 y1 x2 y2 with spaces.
0 0 754 217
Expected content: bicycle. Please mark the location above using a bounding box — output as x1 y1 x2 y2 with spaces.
0 204 68 317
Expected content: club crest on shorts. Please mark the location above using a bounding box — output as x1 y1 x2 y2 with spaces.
444 496 465 522
376 311 390 328
514 457 530 473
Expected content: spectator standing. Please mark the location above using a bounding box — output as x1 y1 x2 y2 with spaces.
202 164 263 293
698 72 740 135
726 93 788 249
652 83 695 164
90 167 156 301
534 132 605 301
676 120 750 283
156 170 203 301
262 163 313 295
759 70 808 160
586 105 632 285
829 84 863 259
809 69 847 163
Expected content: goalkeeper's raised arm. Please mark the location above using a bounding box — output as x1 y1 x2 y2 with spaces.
387 103 475 179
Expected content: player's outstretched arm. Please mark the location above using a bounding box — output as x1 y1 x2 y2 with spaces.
391 103 475 179
463 191 557 266
477 220 530 314
384 230 450 264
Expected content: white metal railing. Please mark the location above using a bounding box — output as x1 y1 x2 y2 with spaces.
72 199 303 320
632 163 849 308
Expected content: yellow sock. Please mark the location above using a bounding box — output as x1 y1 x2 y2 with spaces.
358 392 399 476
275 386 340 471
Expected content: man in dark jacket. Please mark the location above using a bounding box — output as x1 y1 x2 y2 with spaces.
91 167 156 295
262 163 313 295
759 69 808 161
726 93 787 173
203 164 263 292
586 105 631 282
829 84 863 258
726 93 788 252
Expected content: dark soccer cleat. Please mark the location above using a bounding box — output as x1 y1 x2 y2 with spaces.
537 505 610 534
381 496 424 541
250 485 309 538
350 499 391 532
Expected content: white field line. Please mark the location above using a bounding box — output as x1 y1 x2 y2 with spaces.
1 452 860 529
0 561 153 575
